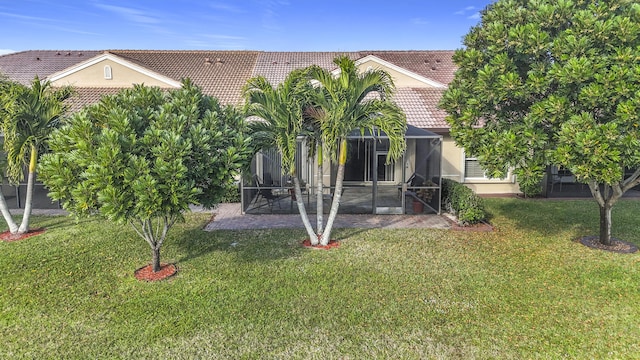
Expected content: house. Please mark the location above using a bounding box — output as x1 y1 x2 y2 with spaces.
0 49 534 212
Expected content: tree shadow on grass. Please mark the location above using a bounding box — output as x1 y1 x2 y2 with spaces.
487 198 640 246
173 226 311 264
0 215 96 233
172 219 376 266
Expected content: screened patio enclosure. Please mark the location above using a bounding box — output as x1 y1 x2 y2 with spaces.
242 125 442 215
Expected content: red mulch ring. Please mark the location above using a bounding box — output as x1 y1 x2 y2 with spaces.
134 263 178 281
0 228 46 242
578 236 638 254
302 239 340 250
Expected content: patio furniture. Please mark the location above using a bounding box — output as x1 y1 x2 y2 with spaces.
551 168 574 193
253 175 282 209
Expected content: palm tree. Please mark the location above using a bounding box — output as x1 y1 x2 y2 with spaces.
0 77 72 234
243 69 318 241
308 56 407 246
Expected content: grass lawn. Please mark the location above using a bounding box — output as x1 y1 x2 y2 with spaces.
1 198 640 359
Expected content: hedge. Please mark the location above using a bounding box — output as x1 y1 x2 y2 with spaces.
441 178 487 224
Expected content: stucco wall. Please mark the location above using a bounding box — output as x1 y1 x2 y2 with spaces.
441 135 521 195
356 60 435 88
51 59 173 88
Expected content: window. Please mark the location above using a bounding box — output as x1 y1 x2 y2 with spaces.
464 156 487 179
104 65 112 80
463 154 512 182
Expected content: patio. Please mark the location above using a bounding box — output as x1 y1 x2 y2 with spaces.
205 202 451 230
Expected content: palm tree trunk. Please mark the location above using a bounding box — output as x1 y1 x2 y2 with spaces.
18 145 37 234
293 176 318 244
0 189 18 234
320 139 347 246
316 143 324 236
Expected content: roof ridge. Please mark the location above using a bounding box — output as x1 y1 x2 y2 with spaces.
107 49 263 54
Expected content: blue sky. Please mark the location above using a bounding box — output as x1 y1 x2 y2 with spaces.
0 0 492 55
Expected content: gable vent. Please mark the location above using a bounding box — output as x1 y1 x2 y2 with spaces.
104 65 112 80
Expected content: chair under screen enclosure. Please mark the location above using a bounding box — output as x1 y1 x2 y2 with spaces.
253 174 282 209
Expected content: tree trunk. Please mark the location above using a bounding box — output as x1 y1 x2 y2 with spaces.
130 217 175 273
316 143 324 236
152 246 161 272
599 203 613 246
0 189 18 234
588 181 622 247
293 176 318 244
18 145 37 234
320 139 347 246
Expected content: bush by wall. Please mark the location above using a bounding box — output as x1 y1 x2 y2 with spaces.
220 182 241 203
441 178 487 225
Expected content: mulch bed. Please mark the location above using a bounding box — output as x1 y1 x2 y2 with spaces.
450 221 494 232
443 213 493 232
578 236 638 254
302 239 340 250
0 228 46 242
134 263 178 281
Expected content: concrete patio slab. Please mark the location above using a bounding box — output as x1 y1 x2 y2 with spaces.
204 203 451 231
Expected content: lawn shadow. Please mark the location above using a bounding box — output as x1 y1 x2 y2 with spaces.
173 225 310 265
488 197 640 247
488 198 597 238
0 215 97 233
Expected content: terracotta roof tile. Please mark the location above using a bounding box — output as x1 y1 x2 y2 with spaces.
65 87 124 113
358 50 456 85
1 49 456 129
108 50 260 105
252 52 360 84
0 50 101 85
394 88 449 129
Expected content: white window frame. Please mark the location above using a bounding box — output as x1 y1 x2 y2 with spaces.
462 152 515 183
104 65 112 80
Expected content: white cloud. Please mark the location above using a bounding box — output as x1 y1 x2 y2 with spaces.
467 12 481 20
0 11 55 22
209 3 245 13
411 18 429 26
202 34 246 40
94 3 160 24
0 49 15 55
455 5 477 16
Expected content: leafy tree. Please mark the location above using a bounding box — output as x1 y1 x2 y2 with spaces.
308 56 407 246
0 77 72 234
39 81 251 272
440 0 640 246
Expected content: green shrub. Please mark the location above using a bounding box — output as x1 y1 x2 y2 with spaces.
519 180 543 198
441 178 487 224
517 170 544 198
220 182 241 203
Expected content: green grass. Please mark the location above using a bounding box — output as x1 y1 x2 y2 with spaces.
1 198 640 359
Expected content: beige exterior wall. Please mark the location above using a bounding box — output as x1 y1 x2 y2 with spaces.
441 135 521 195
51 59 172 88
356 60 434 88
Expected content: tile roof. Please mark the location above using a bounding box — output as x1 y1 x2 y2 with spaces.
0 49 457 130
358 50 456 85
65 87 127 113
0 50 101 85
108 50 260 105
252 52 361 84
394 88 449 129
